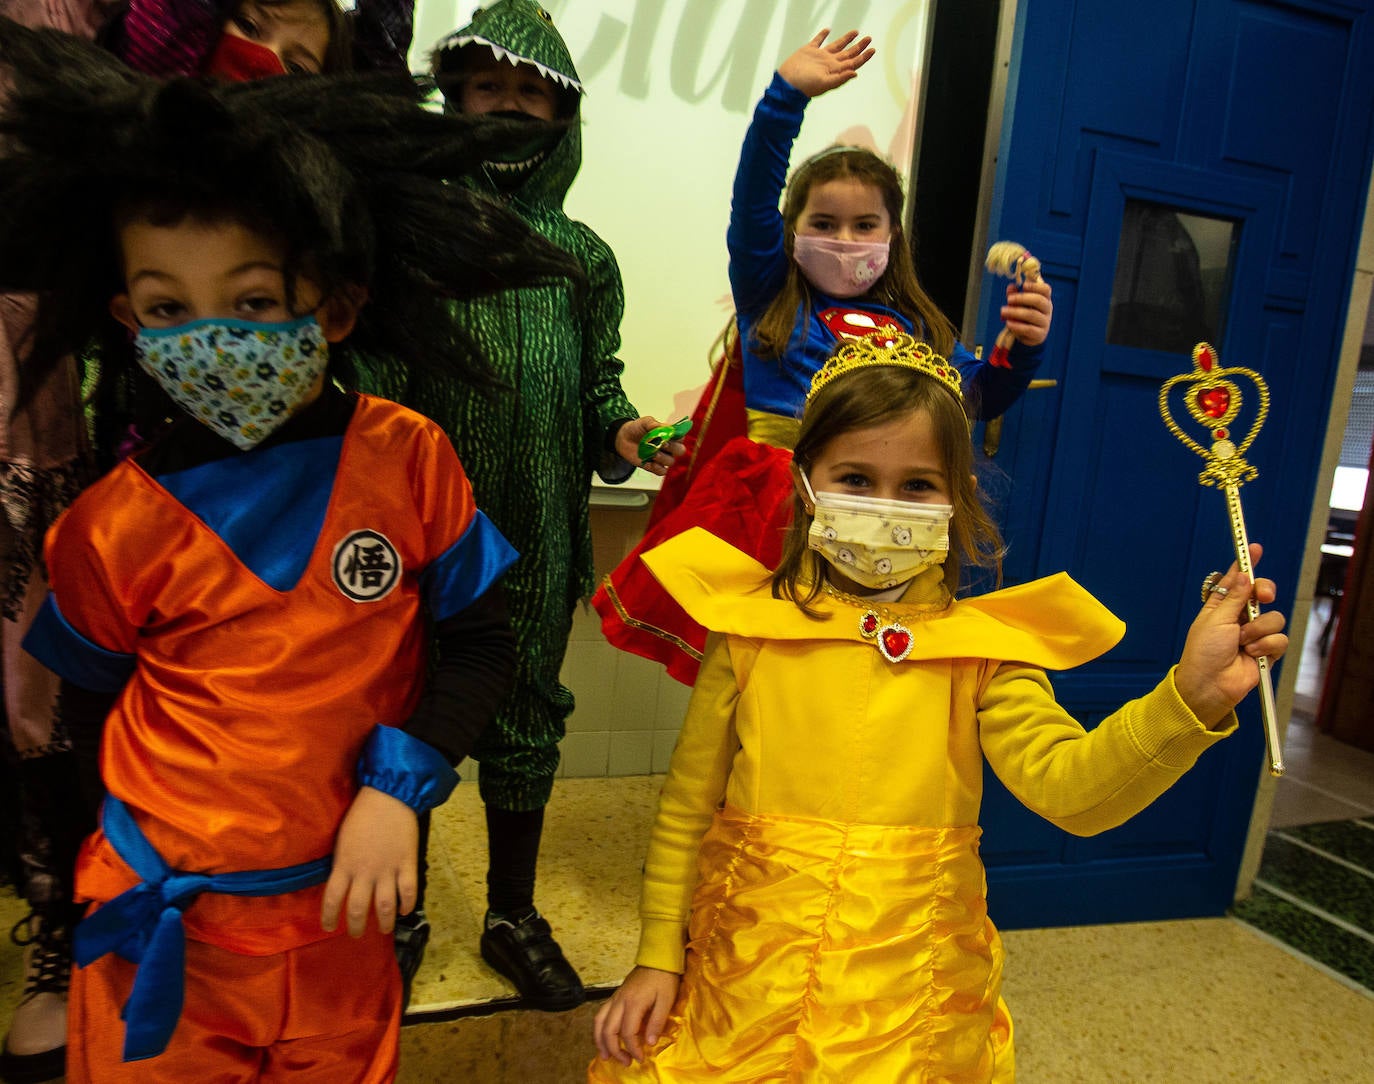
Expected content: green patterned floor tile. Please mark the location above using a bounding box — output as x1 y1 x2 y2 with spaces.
1280 818 1374 872
1255 834 1374 932
1231 885 1374 993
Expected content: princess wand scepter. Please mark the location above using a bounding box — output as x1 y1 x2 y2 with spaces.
1160 343 1283 777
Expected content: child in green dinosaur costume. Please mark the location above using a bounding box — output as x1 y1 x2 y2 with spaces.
356 0 681 1011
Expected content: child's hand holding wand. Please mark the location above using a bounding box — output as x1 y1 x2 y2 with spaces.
1174 543 1289 730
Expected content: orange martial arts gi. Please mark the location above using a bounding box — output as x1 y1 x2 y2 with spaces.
26 394 515 1081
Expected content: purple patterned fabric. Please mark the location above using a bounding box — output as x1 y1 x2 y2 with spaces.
116 0 415 76
118 0 220 74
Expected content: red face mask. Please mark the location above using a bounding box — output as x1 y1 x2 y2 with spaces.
205 33 288 81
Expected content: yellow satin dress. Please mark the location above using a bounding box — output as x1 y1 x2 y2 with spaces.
589 529 1234 1083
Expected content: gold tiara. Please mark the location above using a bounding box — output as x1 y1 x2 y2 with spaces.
806 334 962 404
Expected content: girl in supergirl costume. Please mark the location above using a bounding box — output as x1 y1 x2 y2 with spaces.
592 30 1054 686
590 334 1288 1082
0 20 583 1081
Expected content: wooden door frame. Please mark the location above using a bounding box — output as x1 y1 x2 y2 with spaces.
961 0 1022 346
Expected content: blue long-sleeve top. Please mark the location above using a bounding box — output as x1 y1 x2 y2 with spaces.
729 73 1042 423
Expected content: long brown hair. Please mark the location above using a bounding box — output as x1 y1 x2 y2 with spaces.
301 0 354 74
771 364 1004 612
750 147 957 360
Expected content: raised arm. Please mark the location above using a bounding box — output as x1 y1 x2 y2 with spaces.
727 30 874 315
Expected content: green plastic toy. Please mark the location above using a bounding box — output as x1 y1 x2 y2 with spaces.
638 417 693 462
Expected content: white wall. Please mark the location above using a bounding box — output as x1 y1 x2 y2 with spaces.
410 1 932 421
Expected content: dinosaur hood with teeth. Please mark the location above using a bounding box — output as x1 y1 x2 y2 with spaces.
432 0 585 205
353 0 638 814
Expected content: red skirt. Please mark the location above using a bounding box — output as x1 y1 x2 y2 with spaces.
592 436 795 685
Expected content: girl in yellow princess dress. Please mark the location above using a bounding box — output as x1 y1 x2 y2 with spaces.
589 333 1288 1082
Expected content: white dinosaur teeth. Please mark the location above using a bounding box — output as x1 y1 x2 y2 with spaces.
441 34 585 95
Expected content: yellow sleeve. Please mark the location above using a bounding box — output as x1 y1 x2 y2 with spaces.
636 633 741 973
977 663 1237 837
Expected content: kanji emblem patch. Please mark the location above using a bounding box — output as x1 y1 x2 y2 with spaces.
332 529 401 602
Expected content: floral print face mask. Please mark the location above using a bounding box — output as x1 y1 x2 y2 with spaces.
799 470 953 590
134 316 329 450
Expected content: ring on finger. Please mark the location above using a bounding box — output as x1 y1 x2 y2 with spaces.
1201 570 1227 603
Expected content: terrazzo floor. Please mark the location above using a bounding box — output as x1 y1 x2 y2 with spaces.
4 617 1372 1082
404 775 656 1017
3 774 1373 1082
391 777 1374 1083
392 610 1374 1080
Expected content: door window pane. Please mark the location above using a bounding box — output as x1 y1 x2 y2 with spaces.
1106 201 1237 353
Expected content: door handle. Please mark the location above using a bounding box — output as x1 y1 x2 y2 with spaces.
982 379 1059 457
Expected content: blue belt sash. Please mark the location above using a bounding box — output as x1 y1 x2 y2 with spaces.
73 796 333 1062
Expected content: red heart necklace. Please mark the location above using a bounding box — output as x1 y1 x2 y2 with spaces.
825 581 949 662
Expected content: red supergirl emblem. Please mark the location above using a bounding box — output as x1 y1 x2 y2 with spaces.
818 308 907 346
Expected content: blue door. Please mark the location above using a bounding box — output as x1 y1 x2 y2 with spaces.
974 0 1374 927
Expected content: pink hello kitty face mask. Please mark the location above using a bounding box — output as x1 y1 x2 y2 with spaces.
792 235 890 298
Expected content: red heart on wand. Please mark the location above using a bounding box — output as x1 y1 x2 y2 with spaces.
1196 386 1230 419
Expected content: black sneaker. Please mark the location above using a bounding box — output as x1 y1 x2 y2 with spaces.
479 908 585 1012
393 909 430 1010
1 912 69 1084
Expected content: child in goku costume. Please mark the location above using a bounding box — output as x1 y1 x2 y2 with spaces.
354 0 682 1012
0 16 589 1077
0 0 416 1076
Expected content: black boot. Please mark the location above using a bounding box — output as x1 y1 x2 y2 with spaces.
2 750 88 1084
0 910 70 1084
